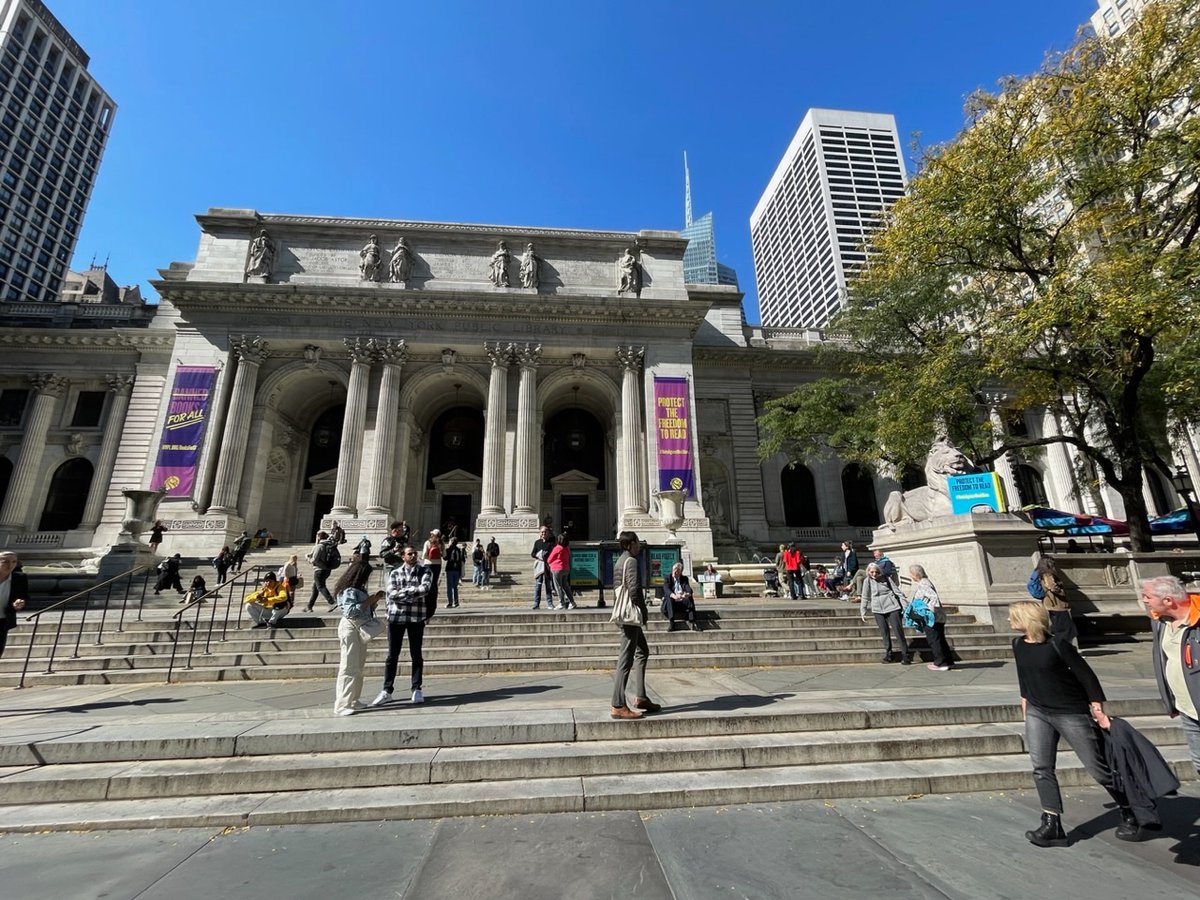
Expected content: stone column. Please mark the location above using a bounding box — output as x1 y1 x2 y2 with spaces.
0 374 67 531
617 345 648 516
480 342 512 515
330 337 374 516
208 336 270 515
512 343 542 515
1041 410 1081 511
362 340 408 516
79 375 135 531
392 409 418 517
984 394 1019 507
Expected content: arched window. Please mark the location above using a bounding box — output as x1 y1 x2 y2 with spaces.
1013 463 1049 507
841 464 880 527
39 457 93 530
425 406 484 487
781 464 820 526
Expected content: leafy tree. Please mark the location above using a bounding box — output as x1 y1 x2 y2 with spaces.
758 0 1200 550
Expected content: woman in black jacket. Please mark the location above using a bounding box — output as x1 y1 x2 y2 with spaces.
0 551 29 658
1009 601 1144 847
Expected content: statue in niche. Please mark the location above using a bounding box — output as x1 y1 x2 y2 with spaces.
519 242 539 289
245 229 274 279
389 236 413 283
489 241 511 287
360 234 382 281
617 247 641 296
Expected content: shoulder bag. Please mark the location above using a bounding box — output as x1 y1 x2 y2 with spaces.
609 557 644 628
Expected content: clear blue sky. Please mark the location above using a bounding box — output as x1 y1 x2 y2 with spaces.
53 0 1093 323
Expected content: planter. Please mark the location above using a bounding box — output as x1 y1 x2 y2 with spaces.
654 489 688 534
120 488 168 543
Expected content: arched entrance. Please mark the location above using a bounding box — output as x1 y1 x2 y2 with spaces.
781 464 820 527
39 458 93 530
304 403 344 538
841 463 879 527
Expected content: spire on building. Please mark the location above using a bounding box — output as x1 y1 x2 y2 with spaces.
680 154 738 288
684 151 693 228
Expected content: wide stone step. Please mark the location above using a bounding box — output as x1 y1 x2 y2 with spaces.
0 745 1191 833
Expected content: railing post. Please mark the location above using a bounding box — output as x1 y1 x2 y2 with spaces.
45 607 68 674
165 616 183 684
15 617 40 689
184 599 203 671
93 577 116 646
137 567 151 621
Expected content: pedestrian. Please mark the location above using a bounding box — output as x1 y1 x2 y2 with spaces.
279 553 300 605
1029 556 1078 646
872 548 898 586
1139 576 1200 777
530 525 558 609
154 553 185 596
548 533 576 610
380 522 406 583
783 542 803 600
860 562 911 664
471 539 488 589
231 531 251 572
354 534 372 563
212 546 231 585
487 536 500 576
305 530 337 611
148 520 166 554
905 564 953 670
1008 600 1144 847
371 545 433 707
330 520 346 545
443 536 463 608
611 530 658 719
0 551 29 659
421 529 444 609
332 558 385 716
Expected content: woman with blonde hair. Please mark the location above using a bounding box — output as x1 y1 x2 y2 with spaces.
1008 600 1144 847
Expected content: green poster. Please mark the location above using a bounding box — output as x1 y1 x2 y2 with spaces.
647 546 681 586
571 548 601 587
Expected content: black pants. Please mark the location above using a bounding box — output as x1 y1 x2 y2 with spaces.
155 573 183 594
383 620 425 692
920 621 952 666
426 564 441 610
0 622 9 658
308 568 332 607
874 610 909 656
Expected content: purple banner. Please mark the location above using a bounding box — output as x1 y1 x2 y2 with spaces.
151 366 217 497
653 376 694 497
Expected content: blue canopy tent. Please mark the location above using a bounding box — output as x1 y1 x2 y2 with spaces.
1150 507 1195 534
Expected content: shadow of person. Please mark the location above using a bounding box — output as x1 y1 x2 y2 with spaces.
660 693 795 714
0 698 185 718
1069 792 1200 865
362 684 560 709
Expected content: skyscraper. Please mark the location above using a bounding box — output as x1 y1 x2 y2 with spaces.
0 0 115 304
681 153 738 287
1090 0 1149 37
750 109 906 328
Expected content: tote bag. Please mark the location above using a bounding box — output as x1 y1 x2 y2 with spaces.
609 557 644 628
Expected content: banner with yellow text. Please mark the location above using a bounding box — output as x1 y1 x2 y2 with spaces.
151 366 216 497
653 376 694 497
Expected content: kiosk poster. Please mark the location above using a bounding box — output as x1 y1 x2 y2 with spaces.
151 366 217 497
570 547 601 587
947 472 1007 515
647 546 681 586
653 376 695 497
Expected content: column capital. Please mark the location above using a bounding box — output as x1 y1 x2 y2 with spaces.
514 342 542 370
484 341 513 367
616 345 644 372
344 336 377 365
105 374 135 396
28 373 67 397
232 334 271 365
376 338 408 366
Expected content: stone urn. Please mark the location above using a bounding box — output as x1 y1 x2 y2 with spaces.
654 489 688 535
121 488 168 543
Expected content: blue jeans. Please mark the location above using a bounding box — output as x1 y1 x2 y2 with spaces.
533 573 557 607
1179 711 1200 775
445 570 460 605
1025 704 1125 814
472 564 488 587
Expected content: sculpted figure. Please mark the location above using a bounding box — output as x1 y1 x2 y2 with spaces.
617 247 641 296
389 237 413 283
489 241 511 287
519 242 539 289
360 234 381 281
245 229 274 279
883 438 974 524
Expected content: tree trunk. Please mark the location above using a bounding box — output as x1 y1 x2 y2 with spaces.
1117 477 1155 552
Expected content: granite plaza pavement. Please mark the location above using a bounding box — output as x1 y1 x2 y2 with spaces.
1 644 1197 898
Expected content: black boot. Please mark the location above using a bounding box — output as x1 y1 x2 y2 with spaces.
1025 812 1069 848
1114 808 1149 842
880 651 894 664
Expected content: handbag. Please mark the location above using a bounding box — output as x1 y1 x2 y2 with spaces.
609 558 644 628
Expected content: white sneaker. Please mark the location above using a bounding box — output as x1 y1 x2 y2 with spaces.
370 690 392 707
336 707 356 717
411 689 424 704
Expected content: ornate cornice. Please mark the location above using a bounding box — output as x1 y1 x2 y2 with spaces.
484 341 513 367
514 342 542 369
105 373 136 395
232 334 270 365
29 373 68 397
616 345 644 372
0 330 174 350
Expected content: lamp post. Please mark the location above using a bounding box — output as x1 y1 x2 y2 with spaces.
1169 465 1200 545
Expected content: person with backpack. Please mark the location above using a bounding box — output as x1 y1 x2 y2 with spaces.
443 536 464 608
212 546 231 585
154 553 184 596
1028 556 1077 646
231 531 252 573
305 530 340 611
1008 600 1144 847
379 522 406 582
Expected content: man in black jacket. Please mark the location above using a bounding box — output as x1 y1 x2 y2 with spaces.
0 551 28 658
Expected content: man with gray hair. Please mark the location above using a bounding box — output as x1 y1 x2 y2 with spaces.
1140 575 1200 774
0 551 29 658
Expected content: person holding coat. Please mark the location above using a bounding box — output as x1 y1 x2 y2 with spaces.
611 531 657 719
860 562 911 664
660 561 698 631
0 551 28 658
907 564 953 670
1008 600 1143 847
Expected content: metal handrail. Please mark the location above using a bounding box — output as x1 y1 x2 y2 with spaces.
15 563 154 689
164 563 280 683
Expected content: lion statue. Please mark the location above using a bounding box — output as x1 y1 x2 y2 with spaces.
883 438 974 524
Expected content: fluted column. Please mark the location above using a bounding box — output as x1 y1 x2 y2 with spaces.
0 374 67 530
208 336 270 514
79 375 135 531
480 342 511 515
983 394 1018 507
512 343 542 514
330 337 374 516
1041 410 1081 511
362 340 407 516
617 345 647 516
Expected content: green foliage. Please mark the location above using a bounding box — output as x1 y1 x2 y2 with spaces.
758 0 1200 549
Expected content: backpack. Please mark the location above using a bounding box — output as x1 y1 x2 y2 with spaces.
380 536 402 567
157 559 169 574
1026 570 1046 600
315 541 342 570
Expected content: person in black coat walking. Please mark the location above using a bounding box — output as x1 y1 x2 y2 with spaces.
0 551 29 658
154 553 185 595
